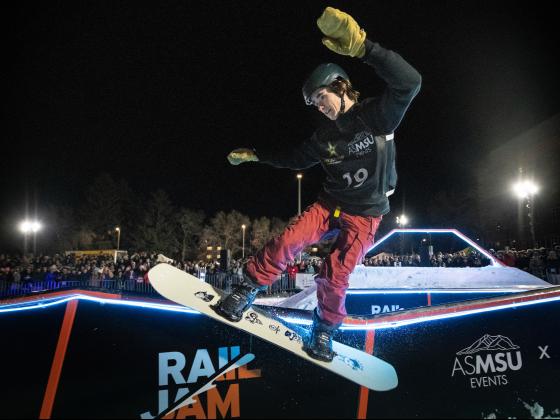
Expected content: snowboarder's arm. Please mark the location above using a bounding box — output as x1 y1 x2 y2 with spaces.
315 6 421 134
255 137 320 170
357 41 422 133
316 7 367 58
227 139 319 170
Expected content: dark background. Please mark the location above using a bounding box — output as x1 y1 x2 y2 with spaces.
3 1 559 246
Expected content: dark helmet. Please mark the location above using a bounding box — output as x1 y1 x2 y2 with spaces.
302 63 350 105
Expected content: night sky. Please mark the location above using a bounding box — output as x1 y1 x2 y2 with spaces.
4 1 560 240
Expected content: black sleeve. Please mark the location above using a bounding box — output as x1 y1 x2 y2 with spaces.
255 135 320 170
358 40 422 134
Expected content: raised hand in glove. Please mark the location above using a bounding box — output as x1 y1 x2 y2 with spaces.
316 7 366 58
227 148 259 165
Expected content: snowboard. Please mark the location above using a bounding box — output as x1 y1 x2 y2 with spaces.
147 261 398 392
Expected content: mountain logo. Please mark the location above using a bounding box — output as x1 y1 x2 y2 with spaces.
457 334 520 355
451 334 523 388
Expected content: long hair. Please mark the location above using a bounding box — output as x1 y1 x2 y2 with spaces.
329 77 360 103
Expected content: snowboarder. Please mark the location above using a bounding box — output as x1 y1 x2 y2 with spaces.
216 6 421 362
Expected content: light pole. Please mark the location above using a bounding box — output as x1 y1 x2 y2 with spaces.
396 215 409 256
297 173 303 215
115 227 121 250
296 174 303 263
241 224 246 259
513 178 539 248
19 220 41 256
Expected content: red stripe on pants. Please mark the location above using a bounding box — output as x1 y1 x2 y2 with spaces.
246 201 382 325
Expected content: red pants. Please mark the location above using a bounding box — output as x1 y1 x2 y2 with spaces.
246 202 382 325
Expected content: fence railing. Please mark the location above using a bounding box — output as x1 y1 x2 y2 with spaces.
0 272 299 300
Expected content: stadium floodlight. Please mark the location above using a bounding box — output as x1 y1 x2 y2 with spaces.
19 220 42 233
19 219 42 255
512 180 539 199
512 178 539 247
396 214 409 227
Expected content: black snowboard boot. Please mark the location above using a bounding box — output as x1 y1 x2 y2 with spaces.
304 309 340 362
213 273 268 322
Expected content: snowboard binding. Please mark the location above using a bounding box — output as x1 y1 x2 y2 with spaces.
213 274 268 322
303 308 340 362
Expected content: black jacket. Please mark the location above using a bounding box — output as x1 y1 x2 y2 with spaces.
258 40 421 217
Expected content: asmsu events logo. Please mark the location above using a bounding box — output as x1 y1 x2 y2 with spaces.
141 345 262 419
451 334 522 389
348 131 375 157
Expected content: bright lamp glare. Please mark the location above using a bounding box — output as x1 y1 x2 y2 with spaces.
19 220 41 233
513 180 539 199
396 215 409 226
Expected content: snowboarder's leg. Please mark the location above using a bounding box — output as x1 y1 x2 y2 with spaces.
245 202 332 285
307 213 382 360
215 202 331 322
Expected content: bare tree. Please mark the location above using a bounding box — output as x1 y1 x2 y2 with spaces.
80 173 136 244
133 189 179 255
200 210 251 258
270 217 288 238
42 204 79 253
250 216 271 253
178 208 206 260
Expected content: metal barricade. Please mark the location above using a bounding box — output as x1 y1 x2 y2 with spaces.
1 271 300 300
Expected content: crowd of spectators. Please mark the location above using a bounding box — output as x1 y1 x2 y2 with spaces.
492 246 560 283
0 252 321 285
0 252 150 285
1 244 559 288
285 259 323 281
0 252 221 285
363 250 492 268
361 245 560 283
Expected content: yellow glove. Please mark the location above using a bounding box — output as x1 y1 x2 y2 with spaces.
227 148 259 165
317 7 366 58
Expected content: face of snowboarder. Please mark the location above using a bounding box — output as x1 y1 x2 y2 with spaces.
311 87 353 121
310 87 345 120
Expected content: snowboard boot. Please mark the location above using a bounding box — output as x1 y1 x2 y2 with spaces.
213 273 268 322
304 309 339 362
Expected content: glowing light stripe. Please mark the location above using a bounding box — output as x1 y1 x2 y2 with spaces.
345 288 539 295
0 294 200 315
0 296 79 313
277 295 560 330
340 295 560 331
368 228 501 267
2 292 559 333
0 295 78 309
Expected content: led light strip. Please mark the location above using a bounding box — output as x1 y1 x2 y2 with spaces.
2 292 558 332
277 295 560 330
368 228 502 267
339 295 560 331
0 294 200 315
345 288 532 295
